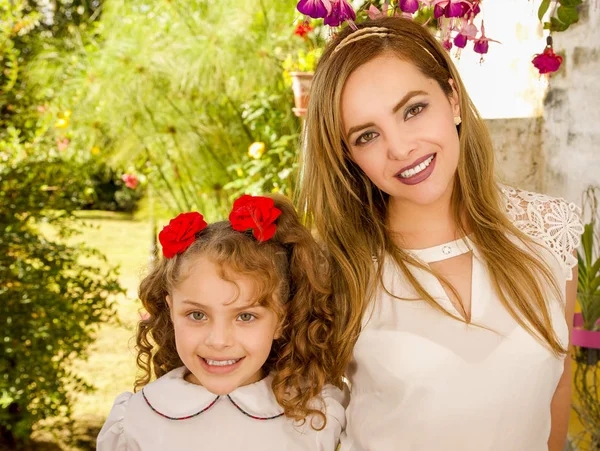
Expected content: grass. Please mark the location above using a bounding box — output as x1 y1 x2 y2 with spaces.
30 211 153 450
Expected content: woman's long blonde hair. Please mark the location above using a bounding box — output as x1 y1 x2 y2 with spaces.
298 17 564 384
135 195 335 427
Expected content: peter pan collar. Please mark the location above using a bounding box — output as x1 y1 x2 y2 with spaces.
141 367 284 421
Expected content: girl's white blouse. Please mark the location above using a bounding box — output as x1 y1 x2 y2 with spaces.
339 187 583 451
97 367 346 451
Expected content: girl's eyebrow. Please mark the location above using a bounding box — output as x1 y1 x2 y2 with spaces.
345 90 429 140
181 299 264 311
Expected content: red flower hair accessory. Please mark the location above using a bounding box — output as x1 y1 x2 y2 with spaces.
158 212 207 258
229 195 282 242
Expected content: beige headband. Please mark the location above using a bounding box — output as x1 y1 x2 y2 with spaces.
332 26 438 63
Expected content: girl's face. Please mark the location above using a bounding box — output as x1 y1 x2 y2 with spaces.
341 53 461 209
166 256 281 395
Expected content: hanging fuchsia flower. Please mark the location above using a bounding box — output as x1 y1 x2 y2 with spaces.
472 22 499 58
454 32 468 48
368 4 384 19
532 46 563 74
442 38 453 50
468 0 481 17
453 21 477 49
297 0 332 19
446 0 468 18
399 0 421 14
433 2 446 18
324 0 356 27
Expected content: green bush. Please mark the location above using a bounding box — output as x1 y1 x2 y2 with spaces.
0 157 124 446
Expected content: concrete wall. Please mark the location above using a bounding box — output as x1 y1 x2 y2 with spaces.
486 117 544 193
541 2 600 204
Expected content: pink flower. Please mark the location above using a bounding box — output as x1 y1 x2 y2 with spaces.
433 0 472 19
122 173 139 189
454 21 477 49
454 32 468 48
56 137 69 152
442 38 453 51
297 0 332 19
532 46 563 74
472 22 499 56
368 4 384 19
446 0 467 17
399 0 421 14
324 0 356 27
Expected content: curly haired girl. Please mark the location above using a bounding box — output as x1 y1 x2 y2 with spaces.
97 194 345 450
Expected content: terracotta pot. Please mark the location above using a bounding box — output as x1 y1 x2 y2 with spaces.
289 71 314 118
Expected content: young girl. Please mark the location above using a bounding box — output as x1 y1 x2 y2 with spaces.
299 16 583 451
97 194 345 450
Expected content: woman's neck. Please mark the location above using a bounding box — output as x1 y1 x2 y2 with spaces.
387 186 465 249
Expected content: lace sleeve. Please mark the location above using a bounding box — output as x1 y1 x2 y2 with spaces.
500 186 584 281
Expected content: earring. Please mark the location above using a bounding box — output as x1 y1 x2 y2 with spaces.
454 116 462 126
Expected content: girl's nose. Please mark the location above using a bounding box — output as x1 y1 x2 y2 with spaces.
204 323 234 350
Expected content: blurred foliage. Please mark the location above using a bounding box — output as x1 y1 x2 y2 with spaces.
0 154 124 446
26 0 302 220
1 1 123 446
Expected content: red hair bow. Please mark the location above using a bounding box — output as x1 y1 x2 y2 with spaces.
229 195 282 242
158 212 207 258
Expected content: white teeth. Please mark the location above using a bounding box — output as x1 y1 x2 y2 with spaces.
205 359 240 366
399 155 434 179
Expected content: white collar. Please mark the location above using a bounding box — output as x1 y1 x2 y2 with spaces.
142 367 284 421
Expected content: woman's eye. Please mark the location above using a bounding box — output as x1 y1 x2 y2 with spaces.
238 313 256 322
189 312 206 321
355 131 378 145
405 104 426 119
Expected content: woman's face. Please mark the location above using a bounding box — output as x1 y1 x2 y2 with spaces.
341 53 461 209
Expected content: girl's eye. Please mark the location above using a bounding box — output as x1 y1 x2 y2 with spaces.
238 313 256 322
355 131 378 146
405 103 427 120
188 312 206 321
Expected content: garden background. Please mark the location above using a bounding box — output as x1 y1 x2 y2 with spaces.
1 0 599 450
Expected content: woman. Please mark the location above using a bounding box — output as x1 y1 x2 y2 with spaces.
299 16 583 451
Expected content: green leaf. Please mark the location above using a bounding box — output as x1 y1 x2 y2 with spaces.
548 17 571 32
559 0 583 7
557 6 579 25
538 0 551 21
591 275 600 293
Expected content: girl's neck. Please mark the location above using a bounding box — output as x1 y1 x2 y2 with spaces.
387 185 465 249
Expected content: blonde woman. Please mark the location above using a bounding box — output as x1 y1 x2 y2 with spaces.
299 16 583 451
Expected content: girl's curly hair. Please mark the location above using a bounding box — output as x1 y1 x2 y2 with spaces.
134 194 336 428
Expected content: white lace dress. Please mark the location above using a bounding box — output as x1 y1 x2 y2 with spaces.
339 187 583 451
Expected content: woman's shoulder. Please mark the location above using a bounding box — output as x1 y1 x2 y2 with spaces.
499 185 584 278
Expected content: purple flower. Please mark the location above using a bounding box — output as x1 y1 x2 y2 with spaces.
297 0 332 19
453 32 468 48
434 3 446 18
446 0 466 18
399 0 421 14
473 39 488 54
472 22 499 56
324 0 356 27
442 38 453 51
